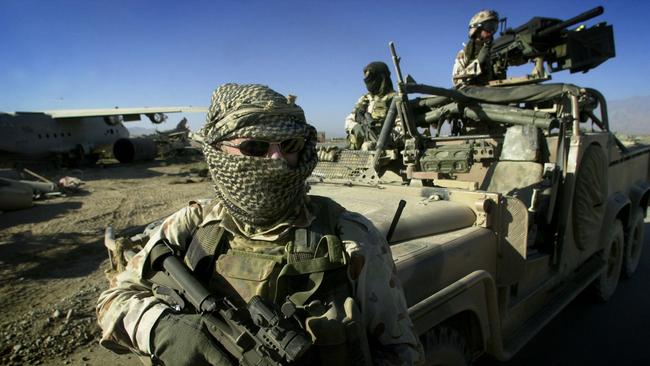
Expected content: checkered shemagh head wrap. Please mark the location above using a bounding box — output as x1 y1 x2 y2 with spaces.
199 83 318 227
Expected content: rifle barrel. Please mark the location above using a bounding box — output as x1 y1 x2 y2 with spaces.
372 98 397 172
389 42 404 84
538 6 604 37
160 253 218 312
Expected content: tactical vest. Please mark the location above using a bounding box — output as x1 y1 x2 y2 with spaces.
356 92 394 131
368 92 395 125
184 195 371 366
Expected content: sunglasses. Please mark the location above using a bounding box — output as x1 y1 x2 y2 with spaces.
477 21 498 34
219 137 306 157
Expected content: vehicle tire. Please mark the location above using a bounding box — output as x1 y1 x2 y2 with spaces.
85 153 100 165
592 220 624 302
573 144 608 251
623 208 645 278
422 326 472 366
64 145 85 168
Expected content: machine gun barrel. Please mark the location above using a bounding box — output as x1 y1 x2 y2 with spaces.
538 6 603 37
389 42 404 87
490 6 613 83
389 42 422 141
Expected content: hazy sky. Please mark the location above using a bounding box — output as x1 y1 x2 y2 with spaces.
2 0 649 136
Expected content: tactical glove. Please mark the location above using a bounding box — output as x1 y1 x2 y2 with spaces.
476 40 492 66
151 312 233 366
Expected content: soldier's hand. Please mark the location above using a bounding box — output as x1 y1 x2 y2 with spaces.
477 41 491 65
151 312 233 366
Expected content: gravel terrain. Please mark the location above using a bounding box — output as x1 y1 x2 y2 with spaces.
2 156 649 365
0 157 210 365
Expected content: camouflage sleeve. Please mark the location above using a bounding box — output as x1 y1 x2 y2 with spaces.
338 211 424 366
452 47 481 87
452 48 467 86
345 94 371 132
345 112 358 133
354 94 370 114
96 202 204 356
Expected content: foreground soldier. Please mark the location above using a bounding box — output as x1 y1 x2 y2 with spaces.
452 10 503 87
96 83 422 365
344 62 398 150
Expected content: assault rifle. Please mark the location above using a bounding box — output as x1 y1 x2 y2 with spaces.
354 109 379 144
490 6 615 86
148 240 312 366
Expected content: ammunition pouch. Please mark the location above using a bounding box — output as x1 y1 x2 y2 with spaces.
305 297 371 366
213 250 284 304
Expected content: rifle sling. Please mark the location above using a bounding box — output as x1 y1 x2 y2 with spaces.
185 223 228 280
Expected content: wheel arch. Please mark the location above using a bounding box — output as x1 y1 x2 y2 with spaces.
629 181 650 218
421 310 485 361
598 192 631 251
408 270 507 361
623 182 648 278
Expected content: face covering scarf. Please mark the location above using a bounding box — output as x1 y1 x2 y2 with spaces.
203 130 317 228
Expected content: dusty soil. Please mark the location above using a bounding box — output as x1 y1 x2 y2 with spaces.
3 155 649 366
0 157 211 365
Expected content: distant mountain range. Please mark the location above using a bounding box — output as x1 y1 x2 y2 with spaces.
607 96 650 135
127 126 156 136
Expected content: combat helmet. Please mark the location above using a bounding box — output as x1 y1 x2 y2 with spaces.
468 9 499 38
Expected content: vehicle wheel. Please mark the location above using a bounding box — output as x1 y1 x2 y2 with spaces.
592 220 624 302
422 326 472 366
85 153 100 165
623 208 645 278
64 145 85 167
572 144 608 251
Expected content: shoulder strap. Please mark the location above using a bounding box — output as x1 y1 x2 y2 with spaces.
291 195 345 258
185 223 228 280
308 195 345 236
275 196 348 305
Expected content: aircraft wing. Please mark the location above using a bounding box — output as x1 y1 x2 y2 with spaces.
39 106 207 119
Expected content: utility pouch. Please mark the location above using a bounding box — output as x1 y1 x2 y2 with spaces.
342 297 372 366
213 250 282 303
304 297 371 366
274 234 347 306
306 303 348 366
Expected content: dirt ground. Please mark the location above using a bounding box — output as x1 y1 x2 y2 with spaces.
0 157 212 365
2 155 649 365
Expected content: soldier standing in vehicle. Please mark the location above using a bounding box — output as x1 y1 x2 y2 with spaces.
452 10 504 87
96 83 423 365
345 61 400 150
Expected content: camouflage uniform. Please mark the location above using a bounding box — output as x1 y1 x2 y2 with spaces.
344 91 397 150
452 10 502 88
452 42 491 87
97 83 423 365
345 62 401 150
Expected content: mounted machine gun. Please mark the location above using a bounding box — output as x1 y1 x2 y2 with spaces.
490 6 615 86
